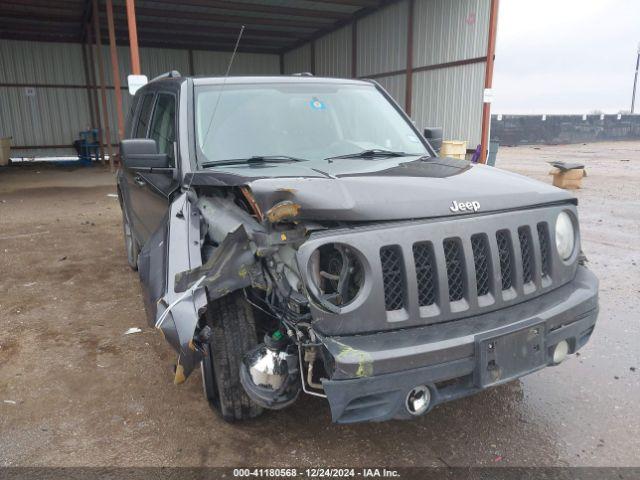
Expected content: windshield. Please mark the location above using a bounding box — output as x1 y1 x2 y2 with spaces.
194 82 428 166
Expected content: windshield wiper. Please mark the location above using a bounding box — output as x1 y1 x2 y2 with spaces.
201 155 306 168
324 149 414 161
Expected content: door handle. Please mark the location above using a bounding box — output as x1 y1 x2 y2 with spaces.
133 174 146 186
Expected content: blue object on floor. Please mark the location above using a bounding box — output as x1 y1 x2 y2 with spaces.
73 129 100 166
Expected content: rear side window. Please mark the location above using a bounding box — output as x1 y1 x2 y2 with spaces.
148 93 176 165
135 93 154 138
125 94 140 138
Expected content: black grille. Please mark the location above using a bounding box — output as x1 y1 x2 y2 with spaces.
413 242 437 306
518 226 534 284
537 223 550 277
471 234 490 296
496 230 513 290
380 246 405 311
443 239 465 302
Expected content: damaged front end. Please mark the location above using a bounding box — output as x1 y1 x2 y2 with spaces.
143 184 342 409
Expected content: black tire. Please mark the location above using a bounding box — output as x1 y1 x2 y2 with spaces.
201 291 264 422
122 209 139 271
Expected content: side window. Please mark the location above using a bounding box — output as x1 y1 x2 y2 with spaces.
135 93 155 138
125 94 140 138
148 93 176 165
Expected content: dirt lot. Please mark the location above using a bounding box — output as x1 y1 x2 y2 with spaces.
1 142 639 467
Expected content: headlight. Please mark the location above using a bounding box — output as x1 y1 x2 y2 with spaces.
555 211 575 260
309 243 364 308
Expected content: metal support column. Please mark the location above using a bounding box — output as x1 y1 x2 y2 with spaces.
404 0 414 116
480 0 499 164
86 22 105 164
92 0 115 171
351 20 358 79
105 0 125 146
125 0 141 75
310 40 316 75
81 39 98 135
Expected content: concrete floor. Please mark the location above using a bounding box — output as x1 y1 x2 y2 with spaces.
0 142 638 467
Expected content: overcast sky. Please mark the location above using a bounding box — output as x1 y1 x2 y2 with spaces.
492 0 640 114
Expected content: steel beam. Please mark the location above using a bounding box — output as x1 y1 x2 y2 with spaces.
86 21 106 163
480 0 499 164
351 19 357 78
106 0 125 146
131 6 328 29
307 0 379 7
81 38 99 132
310 40 316 75
404 0 414 115
125 0 141 75
92 0 115 170
129 0 352 20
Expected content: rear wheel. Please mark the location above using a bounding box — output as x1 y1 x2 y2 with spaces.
122 210 139 270
201 291 264 422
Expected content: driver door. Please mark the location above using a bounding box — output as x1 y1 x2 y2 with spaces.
134 92 179 245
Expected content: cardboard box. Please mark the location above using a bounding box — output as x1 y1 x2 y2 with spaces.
548 167 585 189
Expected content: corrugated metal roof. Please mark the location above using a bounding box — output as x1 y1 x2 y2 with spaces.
0 0 375 54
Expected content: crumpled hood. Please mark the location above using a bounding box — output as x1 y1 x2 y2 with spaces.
194 157 575 222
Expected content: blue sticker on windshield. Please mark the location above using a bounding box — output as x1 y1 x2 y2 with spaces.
310 97 326 110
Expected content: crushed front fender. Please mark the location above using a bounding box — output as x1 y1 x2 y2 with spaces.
140 193 208 381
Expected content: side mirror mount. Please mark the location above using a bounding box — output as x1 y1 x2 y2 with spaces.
423 127 443 155
120 139 170 170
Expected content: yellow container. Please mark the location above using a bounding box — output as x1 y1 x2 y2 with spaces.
440 140 467 160
0 137 11 166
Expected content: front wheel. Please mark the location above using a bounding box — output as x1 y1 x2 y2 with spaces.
201 291 264 422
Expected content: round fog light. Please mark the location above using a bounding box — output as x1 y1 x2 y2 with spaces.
406 385 431 416
552 340 569 364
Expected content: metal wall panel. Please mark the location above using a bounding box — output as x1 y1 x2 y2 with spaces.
314 25 352 78
413 0 490 68
95 88 134 144
283 45 311 74
375 74 407 107
357 1 408 77
0 39 281 153
411 61 485 147
0 40 86 85
95 45 132 87
141 47 190 79
193 51 279 76
0 86 91 155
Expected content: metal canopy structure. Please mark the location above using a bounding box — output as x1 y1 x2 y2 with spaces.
1 0 393 54
0 0 499 168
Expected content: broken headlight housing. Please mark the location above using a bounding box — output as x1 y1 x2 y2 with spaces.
308 243 365 309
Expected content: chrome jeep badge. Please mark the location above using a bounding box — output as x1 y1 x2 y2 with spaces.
450 200 480 213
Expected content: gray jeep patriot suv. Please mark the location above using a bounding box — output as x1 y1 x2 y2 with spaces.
117 74 599 423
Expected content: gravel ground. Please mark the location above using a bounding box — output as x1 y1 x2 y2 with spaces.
0 142 638 467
